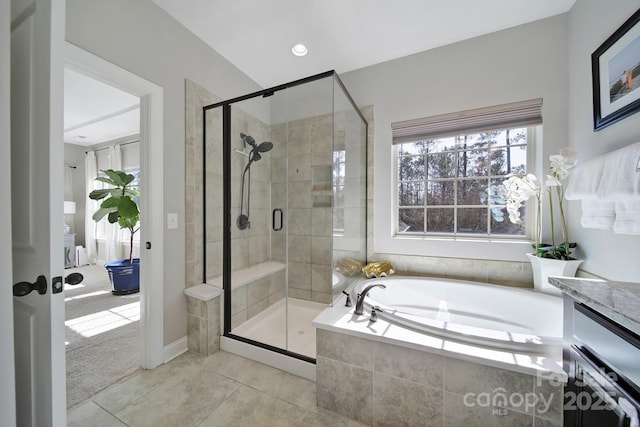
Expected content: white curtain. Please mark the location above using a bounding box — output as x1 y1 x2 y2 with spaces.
105 145 123 261
64 166 74 200
64 165 74 234
85 151 98 264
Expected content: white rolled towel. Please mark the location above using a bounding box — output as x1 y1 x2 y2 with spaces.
565 155 605 200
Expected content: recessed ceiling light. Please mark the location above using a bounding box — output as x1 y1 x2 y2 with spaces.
291 43 308 57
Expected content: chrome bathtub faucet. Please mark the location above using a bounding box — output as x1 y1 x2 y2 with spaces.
354 284 386 315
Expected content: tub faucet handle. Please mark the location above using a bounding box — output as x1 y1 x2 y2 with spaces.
370 306 383 322
342 290 352 307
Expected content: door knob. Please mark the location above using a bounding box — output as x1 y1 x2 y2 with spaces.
13 275 47 297
65 272 84 286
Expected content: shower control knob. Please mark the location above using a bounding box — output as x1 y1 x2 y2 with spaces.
237 214 250 230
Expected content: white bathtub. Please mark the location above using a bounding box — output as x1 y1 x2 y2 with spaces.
352 276 563 353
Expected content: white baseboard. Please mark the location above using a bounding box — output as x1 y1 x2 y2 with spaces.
163 336 188 363
220 336 316 381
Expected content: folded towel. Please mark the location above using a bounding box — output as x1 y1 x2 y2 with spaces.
565 156 606 200
580 200 615 229
613 200 640 235
597 142 640 200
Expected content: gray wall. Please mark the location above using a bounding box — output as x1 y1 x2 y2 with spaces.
567 0 640 281
66 0 261 346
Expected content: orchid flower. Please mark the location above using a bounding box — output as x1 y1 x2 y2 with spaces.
501 148 578 259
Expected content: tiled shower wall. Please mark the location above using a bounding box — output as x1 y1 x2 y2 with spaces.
271 116 334 304
269 107 367 305
185 79 336 307
186 79 274 288
228 110 272 275
185 79 220 289
227 107 287 328
184 80 221 355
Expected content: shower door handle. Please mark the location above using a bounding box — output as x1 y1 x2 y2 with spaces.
272 208 283 231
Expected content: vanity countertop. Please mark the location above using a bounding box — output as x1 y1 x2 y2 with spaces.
549 276 640 336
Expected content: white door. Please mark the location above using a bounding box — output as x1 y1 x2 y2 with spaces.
11 0 67 425
1 0 17 425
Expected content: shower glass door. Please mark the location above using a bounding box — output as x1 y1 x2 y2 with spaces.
227 92 287 352
204 71 366 363
223 76 335 360
272 76 335 359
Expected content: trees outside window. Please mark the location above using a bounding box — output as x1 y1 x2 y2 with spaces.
396 128 530 237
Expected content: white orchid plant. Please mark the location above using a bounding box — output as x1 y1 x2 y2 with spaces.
501 148 578 260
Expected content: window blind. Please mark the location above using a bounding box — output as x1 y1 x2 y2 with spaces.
391 98 543 144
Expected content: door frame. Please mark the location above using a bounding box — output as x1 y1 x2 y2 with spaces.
64 43 164 369
0 0 16 423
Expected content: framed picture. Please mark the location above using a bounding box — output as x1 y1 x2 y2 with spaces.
592 8 640 131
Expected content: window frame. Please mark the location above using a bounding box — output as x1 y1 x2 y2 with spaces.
392 127 537 240
332 149 346 236
375 126 541 262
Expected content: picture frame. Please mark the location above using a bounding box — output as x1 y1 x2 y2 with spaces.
592 8 640 131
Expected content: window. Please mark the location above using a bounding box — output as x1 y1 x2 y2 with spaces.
395 128 530 237
391 98 542 240
332 150 345 234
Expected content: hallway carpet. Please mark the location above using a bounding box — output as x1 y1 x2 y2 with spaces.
65 264 140 409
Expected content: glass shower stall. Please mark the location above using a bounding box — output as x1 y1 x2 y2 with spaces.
203 71 367 363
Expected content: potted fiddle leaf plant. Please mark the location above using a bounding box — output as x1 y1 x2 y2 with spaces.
89 169 140 295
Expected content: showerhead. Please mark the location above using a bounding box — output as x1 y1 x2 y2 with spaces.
240 133 273 154
256 141 273 153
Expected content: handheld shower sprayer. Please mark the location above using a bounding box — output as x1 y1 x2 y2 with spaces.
237 133 274 230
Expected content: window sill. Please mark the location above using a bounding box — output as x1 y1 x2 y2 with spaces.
375 234 533 262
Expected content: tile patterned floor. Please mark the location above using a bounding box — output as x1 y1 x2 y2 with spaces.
67 350 367 427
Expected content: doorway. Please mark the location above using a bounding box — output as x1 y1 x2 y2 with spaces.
64 44 165 391
63 71 142 405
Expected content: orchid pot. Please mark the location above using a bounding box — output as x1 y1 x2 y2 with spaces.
501 148 583 294
526 253 583 296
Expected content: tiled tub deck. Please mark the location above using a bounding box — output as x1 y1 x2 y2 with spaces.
314 298 565 427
